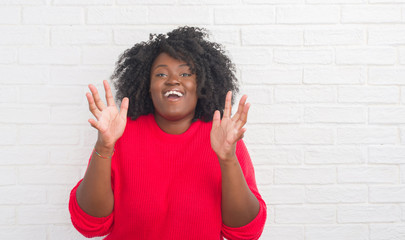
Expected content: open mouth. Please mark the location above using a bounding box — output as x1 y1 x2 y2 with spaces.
163 90 184 101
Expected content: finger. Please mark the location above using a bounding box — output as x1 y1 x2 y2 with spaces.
119 97 129 119
236 128 247 141
86 92 101 120
104 80 116 107
88 118 99 130
236 102 250 130
223 91 232 119
88 83 106 111
232 94 248 122
212 110 221 129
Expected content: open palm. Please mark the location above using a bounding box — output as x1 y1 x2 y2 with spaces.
86 80 129 148
210 91 250 161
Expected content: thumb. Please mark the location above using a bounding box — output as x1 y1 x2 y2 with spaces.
119 97 129 118
212 110 221 129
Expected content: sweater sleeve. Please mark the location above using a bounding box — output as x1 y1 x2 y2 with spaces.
221 140 267 240
68 155 115 238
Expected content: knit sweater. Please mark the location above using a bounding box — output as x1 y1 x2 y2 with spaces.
69 114 267 240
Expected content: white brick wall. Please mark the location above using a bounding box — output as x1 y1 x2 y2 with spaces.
2 1 405 240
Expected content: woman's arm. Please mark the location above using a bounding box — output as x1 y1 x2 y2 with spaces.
211 91 261 227
76 80 128 217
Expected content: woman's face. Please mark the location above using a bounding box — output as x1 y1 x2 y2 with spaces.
150 52 198 122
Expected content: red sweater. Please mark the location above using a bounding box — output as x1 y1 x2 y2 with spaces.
69 114 267 240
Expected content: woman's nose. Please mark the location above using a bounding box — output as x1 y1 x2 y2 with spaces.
165 75 180 85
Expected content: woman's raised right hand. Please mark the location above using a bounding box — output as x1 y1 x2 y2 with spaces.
86 80 129 150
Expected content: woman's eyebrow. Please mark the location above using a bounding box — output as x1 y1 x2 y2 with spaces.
153 64 190 70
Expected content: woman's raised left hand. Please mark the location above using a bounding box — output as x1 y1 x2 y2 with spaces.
210 91 250 162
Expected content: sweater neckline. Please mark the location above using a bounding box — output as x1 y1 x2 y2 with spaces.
147 114 201 143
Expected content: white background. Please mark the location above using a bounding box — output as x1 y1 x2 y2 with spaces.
1 0 405 239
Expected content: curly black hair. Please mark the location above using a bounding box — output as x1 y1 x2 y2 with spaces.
111 26 239 122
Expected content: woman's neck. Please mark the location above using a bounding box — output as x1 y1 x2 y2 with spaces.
153 113 195 135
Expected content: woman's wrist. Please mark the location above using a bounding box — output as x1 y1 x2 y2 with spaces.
94 141 115 157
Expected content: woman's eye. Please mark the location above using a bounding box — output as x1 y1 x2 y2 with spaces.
156 73 167 77
180 73 192 77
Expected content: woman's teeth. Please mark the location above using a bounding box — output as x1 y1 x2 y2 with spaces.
164 90 183 97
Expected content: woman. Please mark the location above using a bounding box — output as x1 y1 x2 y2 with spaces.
69 26 267 239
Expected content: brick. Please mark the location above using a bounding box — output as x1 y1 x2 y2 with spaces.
370 0 405 2
208 27 240 45
0 186 46 204
0 226 46 239
400 128 405 145
244 125 274 145
242 27 303 46
87 7 148 24
276 127 334 145
50 66 111 85
0 7 20 24
50 146 92 165
119 0 174 4
227 47 272 65
304 106 365 123
275 167 336 184
0 167 16 186
306 225 368 240
47 186 71 204
337 127 397 144
275 206 335 224
49 225 91 240
275 86 335 103
17 205 70 224
398 47 405 65
370 107 405 124
215 6 275 24
306 185 367 203
370 224 405 240
274 48 333 64
249 105 302 123
83 46 128 65
19 47 81 65
338 205 400 223
0 206 15 225
338 86 399 103
0 126 17 145
0 106 49 124
307 0 365 2
342 6 402 23
23 7 84 25
0 47 16 64
178 0 234 3
241 67 302 85
336 47 396 65
369 27 405 45
51 27 112 45
54 0 113 4
370 186 405 203
245 0 303 3
21 86 83 104
255 166 273 185
338 166 398 184
20 126 80 145
1 146 48 165
0 66 48 84
305 147 365 164
276 6 339 24
0 86 18 103
304 27 364 45
51 106 91 124
19 166 80 185
248 147 302 165
238 86 272 104
113 27 172 45
264 186 304 204
149 6 211 24
402 165 405 183
369 67 405 85
260 225 303 240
